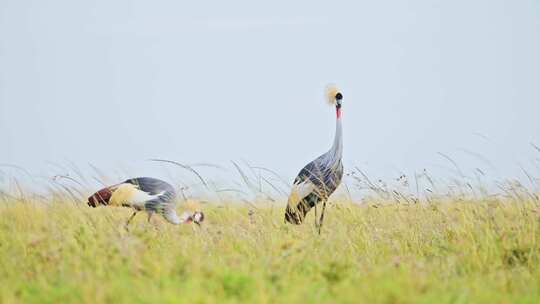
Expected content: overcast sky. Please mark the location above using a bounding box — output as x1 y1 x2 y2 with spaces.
1 0 540 191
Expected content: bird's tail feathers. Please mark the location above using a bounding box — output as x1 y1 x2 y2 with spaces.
87 187 114 207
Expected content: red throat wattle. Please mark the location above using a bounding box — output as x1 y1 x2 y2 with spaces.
336 107 342 119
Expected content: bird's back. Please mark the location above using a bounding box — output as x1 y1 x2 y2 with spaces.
123 177 175 197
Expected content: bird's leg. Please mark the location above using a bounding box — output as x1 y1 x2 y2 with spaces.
125 211 137 230
314 203 318 228
147 211 154 223
318 201 327 235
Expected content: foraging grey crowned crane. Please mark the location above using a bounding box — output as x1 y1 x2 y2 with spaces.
285 85 344 231
87 177 204 227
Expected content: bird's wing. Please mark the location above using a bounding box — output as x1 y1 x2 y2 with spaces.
88 178 175 209
122 177 176 212
287 181 315 208
109 183 163 208
295 156 344 197
295 155 330 183
287 156 329 206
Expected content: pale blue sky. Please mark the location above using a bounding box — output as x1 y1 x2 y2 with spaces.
1 0 540 192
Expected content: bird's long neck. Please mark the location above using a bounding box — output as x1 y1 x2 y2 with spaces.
329 106 343 161
165 211 192 225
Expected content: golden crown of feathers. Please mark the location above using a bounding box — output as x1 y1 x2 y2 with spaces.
325 84 341 105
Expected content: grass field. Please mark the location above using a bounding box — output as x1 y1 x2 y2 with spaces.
1 196 540 303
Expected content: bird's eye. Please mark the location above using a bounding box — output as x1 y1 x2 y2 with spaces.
335 92 343 100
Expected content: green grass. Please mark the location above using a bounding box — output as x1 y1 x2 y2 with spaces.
1 198 540 303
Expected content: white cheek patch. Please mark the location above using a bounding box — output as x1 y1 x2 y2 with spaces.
193 212 203 222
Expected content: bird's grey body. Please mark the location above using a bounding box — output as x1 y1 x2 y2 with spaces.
123 177 180 223
286 158 343 224
295 156 343 199
87 177 203 226
285 88 344 226
123 177 175 210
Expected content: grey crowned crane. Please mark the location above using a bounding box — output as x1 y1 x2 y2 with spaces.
285 85 344 232
87 177 204 227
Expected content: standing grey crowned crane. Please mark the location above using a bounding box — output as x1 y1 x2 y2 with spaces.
87 177 204 227
285 85 344 232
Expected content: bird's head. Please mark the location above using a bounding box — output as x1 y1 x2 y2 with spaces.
180 210 205 226
326 84 343 118
192 211 205 226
